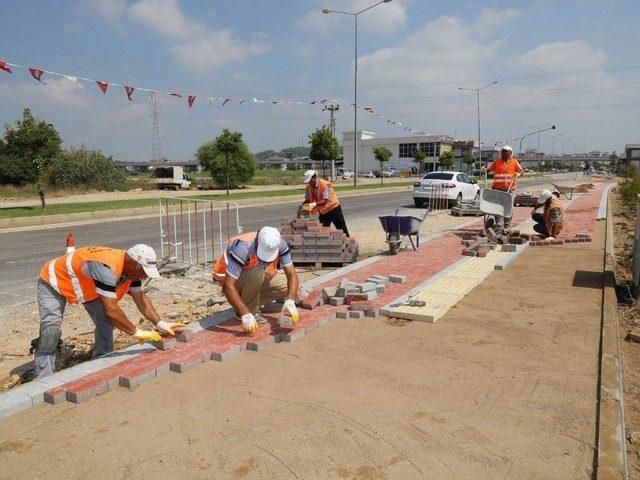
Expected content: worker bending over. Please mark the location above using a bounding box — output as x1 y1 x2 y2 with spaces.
35 245 182 378
213 227 300 334
483 145 524 194
301 170 350 236
531 189 565 240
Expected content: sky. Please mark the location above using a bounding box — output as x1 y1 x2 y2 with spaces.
0 0 638 161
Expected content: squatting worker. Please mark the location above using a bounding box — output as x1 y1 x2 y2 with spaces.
483 145 524 194
35 244 184 378
531 189 565 240
302 170 350 236
212 227 300 335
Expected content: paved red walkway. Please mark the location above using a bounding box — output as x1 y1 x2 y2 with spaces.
41 183 612 406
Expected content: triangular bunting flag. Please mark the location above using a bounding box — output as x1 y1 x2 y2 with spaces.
188 95 196 108
96 81 109 94
222 98 231 106
29 68 46 84
0 61 12 74
239 99 246 105
124 86 135 101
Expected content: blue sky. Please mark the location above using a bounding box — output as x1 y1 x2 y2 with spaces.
0 0 638 161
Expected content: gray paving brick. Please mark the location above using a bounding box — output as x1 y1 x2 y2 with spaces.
335 311 349 319
0 390 34 418
120 369 157 388
211 345 244 362
282 330 306 342
388 274 407 284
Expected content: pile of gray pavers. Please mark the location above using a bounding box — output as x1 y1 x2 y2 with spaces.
279 216 358 265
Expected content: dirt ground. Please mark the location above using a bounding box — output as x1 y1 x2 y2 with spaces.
0 208 472 391
610 192 640 478
0 214 605 479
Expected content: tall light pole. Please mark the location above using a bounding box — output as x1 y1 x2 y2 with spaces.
551 133 563 156
323 0 393 188
519 125 556 174
458 81 497 185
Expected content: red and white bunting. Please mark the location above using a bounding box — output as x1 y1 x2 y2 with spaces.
222 98 231 106
188 95 196 108
124 85 135 101
170 92 182 98
0 61 12 74
29 68 46 84
96 81 109 94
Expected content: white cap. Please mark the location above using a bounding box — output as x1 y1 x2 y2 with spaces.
257 227 281 262
127 244 160 278
501 145 513 153
304 170 316 183
537 189 552 205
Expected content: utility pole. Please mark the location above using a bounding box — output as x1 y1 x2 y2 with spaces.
150 92 162 163
323 104 339 181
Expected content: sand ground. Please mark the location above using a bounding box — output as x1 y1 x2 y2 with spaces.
0 219 605 479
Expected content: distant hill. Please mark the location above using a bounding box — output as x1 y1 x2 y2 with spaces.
255 146 310 161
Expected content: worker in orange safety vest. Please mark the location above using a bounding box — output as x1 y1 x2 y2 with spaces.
34 244 183 378
212 227 300 335
301 170 350 236
483 145 524 193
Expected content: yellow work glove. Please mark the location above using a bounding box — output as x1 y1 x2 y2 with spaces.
155 320 187 336
306 202 316 211
134 328 162 343
544 236 555 242
279 299 300 327
241 313 259 335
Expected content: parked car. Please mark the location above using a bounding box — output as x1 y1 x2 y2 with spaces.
360 171 375 178
337 168 354 179
412 171 480 208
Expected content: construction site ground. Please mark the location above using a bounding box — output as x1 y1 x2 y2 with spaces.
0 207 467 390
0 209 606 479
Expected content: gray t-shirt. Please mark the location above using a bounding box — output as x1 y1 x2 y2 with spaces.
226 238 292 279
82 261 143 299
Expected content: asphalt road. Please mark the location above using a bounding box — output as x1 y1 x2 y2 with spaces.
0 173 574 309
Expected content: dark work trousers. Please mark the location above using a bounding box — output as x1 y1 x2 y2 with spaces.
532 212 550 237
319 205 350 237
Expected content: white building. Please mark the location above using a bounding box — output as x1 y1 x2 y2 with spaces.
342 131 454 173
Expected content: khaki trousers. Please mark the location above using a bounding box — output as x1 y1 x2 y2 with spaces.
234 267 288 314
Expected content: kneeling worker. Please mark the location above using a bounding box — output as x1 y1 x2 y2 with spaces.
213 227 300 334
301 170 350 236
35 244 184 378
531 189 565 240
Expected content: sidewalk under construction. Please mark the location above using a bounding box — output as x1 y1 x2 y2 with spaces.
0 184 620 479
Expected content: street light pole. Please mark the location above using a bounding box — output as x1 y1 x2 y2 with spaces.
322 0 392 188
458 81 497 186
519 125 556 174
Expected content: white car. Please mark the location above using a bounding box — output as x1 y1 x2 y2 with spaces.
359 171 375 178
413 171 480 208
338 169 354 179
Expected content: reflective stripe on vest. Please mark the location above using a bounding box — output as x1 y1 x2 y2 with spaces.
491 159 520 191
306 179 340 215
212 232 279 282
39 247 128 304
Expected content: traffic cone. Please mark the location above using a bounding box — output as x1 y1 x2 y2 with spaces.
66 233 75 253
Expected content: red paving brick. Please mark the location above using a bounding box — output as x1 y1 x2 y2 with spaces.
43 183 612 405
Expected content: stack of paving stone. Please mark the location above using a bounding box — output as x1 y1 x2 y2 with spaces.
451 201 482 217
460 229 593 256
279 216 358 265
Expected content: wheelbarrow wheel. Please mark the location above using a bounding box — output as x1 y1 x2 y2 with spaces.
388 232 401 255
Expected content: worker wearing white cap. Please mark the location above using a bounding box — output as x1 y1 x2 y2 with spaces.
531 189 566 240
34 244 178 378
301 170 350 236
212 227 300 334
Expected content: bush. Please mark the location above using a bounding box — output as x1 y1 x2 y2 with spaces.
47 147 126 191
619 173 640 211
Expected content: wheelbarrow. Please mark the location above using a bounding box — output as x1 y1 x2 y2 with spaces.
479 188 514 243
378 208 430 255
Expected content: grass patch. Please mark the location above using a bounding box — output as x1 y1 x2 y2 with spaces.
0 181 413 219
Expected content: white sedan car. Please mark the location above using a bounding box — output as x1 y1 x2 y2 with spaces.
412 171 480 208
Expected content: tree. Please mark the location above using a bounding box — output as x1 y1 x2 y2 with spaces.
372 145 392 185
412 148 427 174
438 150 455 171
196 130 256 193
1 109 62 186
48 147 126 191
462 152 475 174
308 126 339 178
33 155 47 210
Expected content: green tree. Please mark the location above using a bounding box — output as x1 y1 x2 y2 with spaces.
1 109 62 186
48 147 126 191
308 126 339 178
33 155 47 210
462 152 475 174
412 148 427 174
197 130 256 193
438 150 455 171
372 145 392 185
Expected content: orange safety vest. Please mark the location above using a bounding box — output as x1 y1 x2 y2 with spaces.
490 158 523 191
212 232 279 282
306 178 340 215
39 246 132 304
